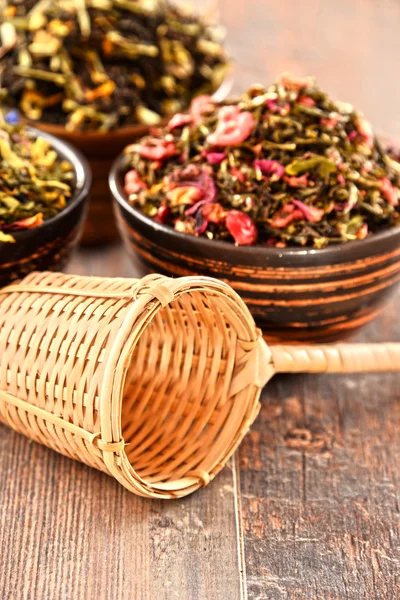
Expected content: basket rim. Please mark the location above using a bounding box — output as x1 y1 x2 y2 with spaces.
102 274 261 498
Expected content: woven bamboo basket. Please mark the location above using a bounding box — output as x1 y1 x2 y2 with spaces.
0 271 399 499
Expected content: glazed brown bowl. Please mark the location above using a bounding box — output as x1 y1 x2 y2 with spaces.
110 153 400 343
26 77 233 246
0 128 91 288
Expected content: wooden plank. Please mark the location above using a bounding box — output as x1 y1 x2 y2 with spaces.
239 293 400 599
0 428 243 600
1 1 400 597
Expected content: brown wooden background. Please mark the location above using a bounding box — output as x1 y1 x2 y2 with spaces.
1 1 400 598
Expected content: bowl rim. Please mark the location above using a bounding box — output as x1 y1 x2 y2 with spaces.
1 126 92 242
109 151 400 260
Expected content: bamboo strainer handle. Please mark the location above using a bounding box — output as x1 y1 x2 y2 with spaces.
270 343 400 374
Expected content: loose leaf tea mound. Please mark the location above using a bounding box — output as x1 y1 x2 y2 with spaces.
123 74 400 248
0 115 74 243
0 0 229 132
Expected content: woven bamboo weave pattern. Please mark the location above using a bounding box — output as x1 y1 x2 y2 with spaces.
0 271 263 499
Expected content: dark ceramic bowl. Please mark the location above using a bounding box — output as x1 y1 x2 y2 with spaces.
0 128 91 288
110 153 400 342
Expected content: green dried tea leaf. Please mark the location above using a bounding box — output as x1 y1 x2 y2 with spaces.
285 156 336 177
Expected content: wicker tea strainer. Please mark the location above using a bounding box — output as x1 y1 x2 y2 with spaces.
0 271 399 499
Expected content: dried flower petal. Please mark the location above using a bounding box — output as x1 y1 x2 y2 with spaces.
254 159 285 181
298 96 315 107
265 99 290 115
167 164 216 215
167 113 192 130
207 106 255 146
321 114 340 128
127 138 177 161
357 223 368 240
284 174 309 187
292 200 324 223
203 151 226 165
124 169 146 195
380 177 399 206
155 204 170 224
226 210 258 245
190 95 215 124
270 206 303 229
7 213 44 230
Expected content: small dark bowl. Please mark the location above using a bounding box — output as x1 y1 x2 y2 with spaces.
0 128 91 288
110 153 400 343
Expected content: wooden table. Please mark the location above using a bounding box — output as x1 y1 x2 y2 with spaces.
1 1 400 598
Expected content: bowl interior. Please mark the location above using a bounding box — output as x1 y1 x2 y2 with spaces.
2 127 92 243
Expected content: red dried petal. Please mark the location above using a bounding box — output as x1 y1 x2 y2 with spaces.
207 108 255 147
357 223 368 240
155 204 170 224
292 199 324 222
230 167 246 182
265 99 290 115
225 210 258 245
254 159 285 181
190 95 215 124
380 177 399 206
124 169 146 195
282 203 295 213
284 174 309 187
298 96 315 107
128 138 177 161
8 213 44 230
270 212 296 229
321 115 339 128
166 164 217 215
167 112 192 130
348 131 358 142
203 151 226 165
337 174 345 185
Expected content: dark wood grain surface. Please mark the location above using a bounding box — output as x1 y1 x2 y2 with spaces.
1 1 400 598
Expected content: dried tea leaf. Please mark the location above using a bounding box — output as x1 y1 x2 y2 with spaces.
285 156 336 177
